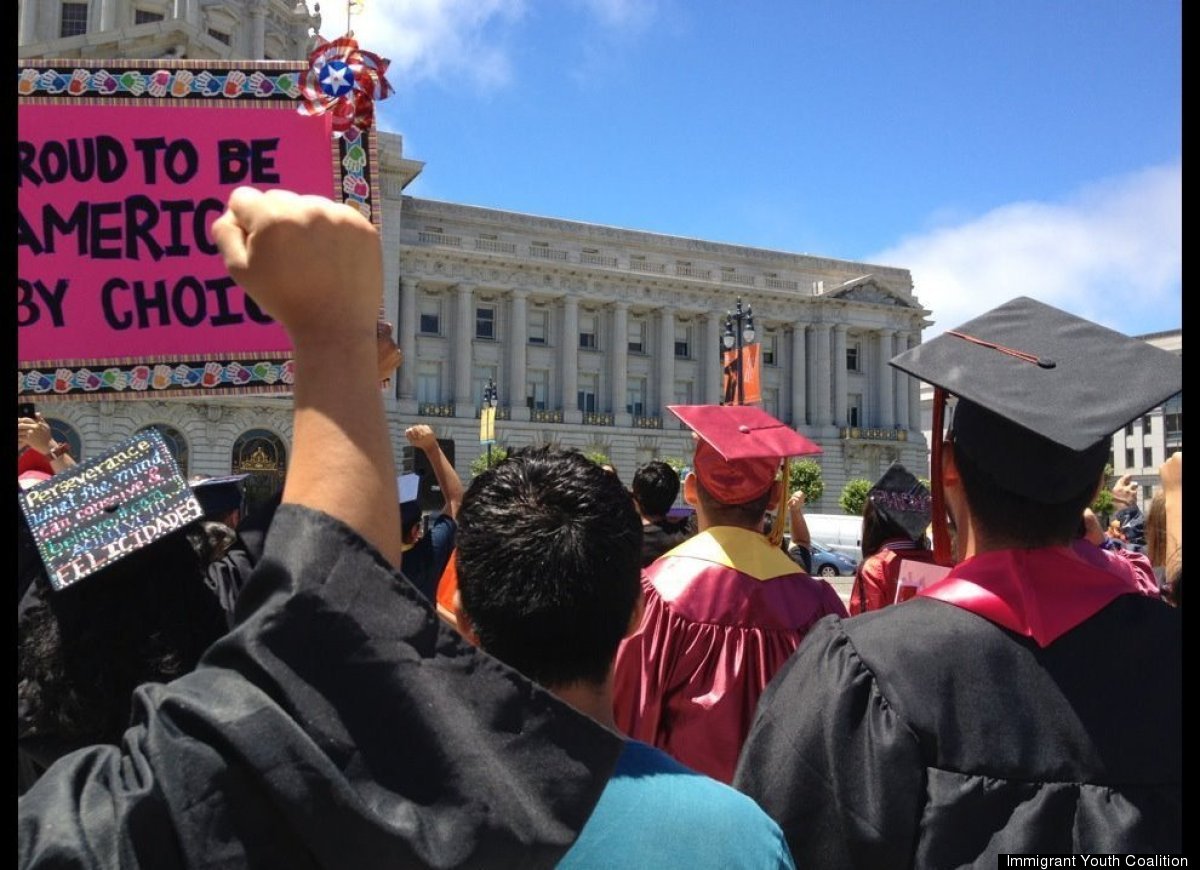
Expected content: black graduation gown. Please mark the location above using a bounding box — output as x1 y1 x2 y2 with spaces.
733 595 1182 867
19 505 624 869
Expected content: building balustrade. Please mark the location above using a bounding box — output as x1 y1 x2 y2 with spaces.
839 426 908 442
632 415 663 429
475 238 516 254
675 264 712 280
580 252 618 267
529 245 569 261
475 406 513 420
419 402 457 417
531 408 564 424
418 231 462 247
582 412 615 427
627 260 667 274
721 271 756 287
764 277 799 290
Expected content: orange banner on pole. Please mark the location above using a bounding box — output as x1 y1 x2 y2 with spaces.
721 343 762 405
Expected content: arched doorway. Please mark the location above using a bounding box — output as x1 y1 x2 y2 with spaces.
138 423 189 477
232 428 287 519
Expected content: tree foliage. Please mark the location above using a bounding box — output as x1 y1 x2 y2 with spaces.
788 459 825 504
469 446 510 478
838 479 873 517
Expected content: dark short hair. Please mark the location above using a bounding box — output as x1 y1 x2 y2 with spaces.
631 461 680 518
456 446 643 687
954 443 1102 548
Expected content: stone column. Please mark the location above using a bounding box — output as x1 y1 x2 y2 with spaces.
894 332 910 431
397 277 417 411
810 323 832 428
562 295 581 423
19 1 38 43
611 302 630 426
907 332 922 435
509 289 530 422
790 323 808 428
658 308 675 418
250 0 267 58
832 325 848 428
453 284 475 417
706 311 723 404
876 328 895 429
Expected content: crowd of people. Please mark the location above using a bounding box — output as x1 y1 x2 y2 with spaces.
17 186 1182 867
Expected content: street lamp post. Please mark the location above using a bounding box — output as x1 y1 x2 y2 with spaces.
482 378 498 467
721 297 756 405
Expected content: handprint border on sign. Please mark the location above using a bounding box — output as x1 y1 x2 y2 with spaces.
18 58 381 401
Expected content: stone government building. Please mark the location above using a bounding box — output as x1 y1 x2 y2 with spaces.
20 0 932 514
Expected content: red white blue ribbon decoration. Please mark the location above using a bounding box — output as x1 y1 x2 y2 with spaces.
299 35 393 134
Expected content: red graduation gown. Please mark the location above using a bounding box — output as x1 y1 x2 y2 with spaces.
612 526 848 784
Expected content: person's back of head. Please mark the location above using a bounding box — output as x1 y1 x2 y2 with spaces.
1145 492 1168 568
860 463 932 558
455 446 643 688
18 520 230 748
860 500 916 560
631 461 680 520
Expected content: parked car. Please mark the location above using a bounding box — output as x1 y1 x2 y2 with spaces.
807 542 859 578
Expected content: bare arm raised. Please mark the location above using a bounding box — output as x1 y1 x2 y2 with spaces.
211 187 401 568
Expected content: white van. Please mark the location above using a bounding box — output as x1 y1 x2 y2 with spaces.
801 513 863 561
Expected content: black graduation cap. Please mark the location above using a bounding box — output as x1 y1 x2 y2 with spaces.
190 474 249 519
868 463 931 542
891 296 1182 504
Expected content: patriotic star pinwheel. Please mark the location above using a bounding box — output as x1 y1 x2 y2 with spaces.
299 34 393 134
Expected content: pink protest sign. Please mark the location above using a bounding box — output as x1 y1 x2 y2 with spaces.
17 59 379 400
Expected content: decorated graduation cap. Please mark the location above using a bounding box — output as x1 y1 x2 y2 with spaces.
18 429 204 591
669 405 821 547
190 474 249 520
868 463 931 543
890 296 1182 565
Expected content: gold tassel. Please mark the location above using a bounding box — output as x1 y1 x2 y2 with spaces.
769 459 789 548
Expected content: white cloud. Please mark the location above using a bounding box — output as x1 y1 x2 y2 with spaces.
571 0 659 32
336 0 527 91
869 163 1182 338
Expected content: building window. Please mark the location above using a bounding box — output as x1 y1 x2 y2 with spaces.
579 313 598 349
674 323 692 359
45 419 83 461
846 342 861 372
578 372 599 413
762 332 778 366
1143 447 1153 468
207 27 231 45
847 394 862 428
1125 423 1134 436
1125 448 1135 468
60 2 89 37
627 378 646 415
762 388 779 418
417 362 442 403
134 8 164 23
674 380 693 406
419 297 441 335
528 309 548 345
628 319 645 354
526 369 549 410
1142 415 1152 434
138 423 188 476
1143 484 1153 502
475 306 495 340
473 365 498 408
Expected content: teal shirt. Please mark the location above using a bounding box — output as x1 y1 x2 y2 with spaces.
559 740 795 869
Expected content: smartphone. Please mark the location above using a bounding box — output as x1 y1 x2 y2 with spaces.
18 402 36 419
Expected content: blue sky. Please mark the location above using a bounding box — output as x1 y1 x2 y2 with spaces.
338 0 1181 339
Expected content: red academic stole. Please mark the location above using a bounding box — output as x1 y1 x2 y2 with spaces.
918 541 1158 647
